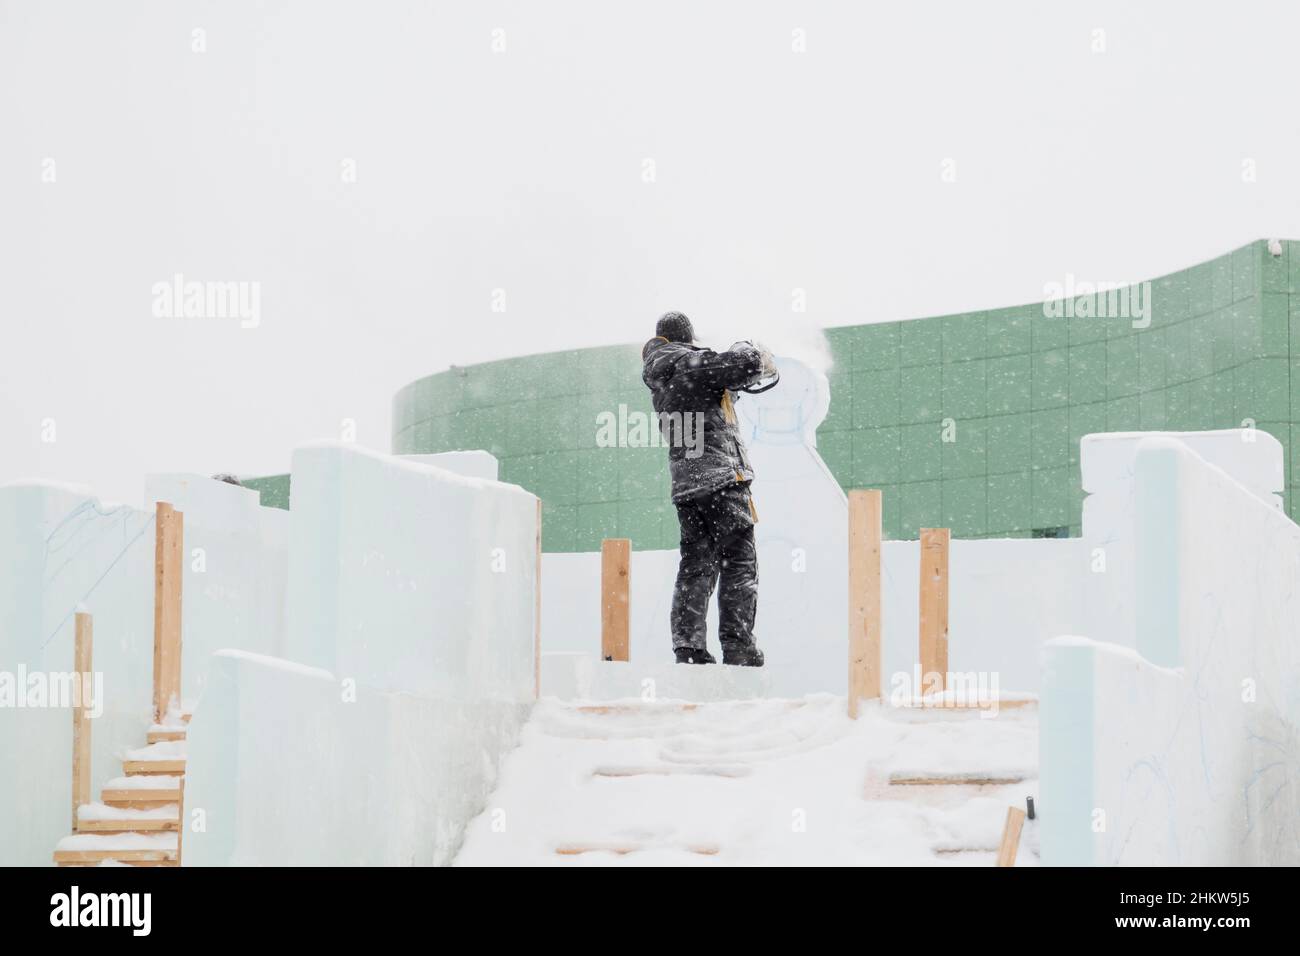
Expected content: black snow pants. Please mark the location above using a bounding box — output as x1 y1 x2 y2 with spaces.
670 482 758 652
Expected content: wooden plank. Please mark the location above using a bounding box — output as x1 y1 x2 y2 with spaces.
996 805 1027 867
72 612 93 830
555 843 719 856
153 502 184 723
847 490 883 718
918 527 950 695
76 818 178 833
535 497 542 699
889 772 1026 786
103 789 181 806
122 760 187 775
54 849 177 864
146 729 187 744
600 538 631 662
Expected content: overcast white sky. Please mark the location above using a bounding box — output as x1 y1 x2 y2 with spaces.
3 0 1299 505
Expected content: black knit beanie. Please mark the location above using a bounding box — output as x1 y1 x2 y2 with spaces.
656 311 695 344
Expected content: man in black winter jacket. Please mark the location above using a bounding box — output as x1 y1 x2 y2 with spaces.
641 311 775 666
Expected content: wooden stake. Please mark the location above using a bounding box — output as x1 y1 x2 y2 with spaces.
71 611 93 831
848 490 883 718
918 527 950 696
153 502 184 724
600 538 631 662
535 498 543 698
996 805 1026 867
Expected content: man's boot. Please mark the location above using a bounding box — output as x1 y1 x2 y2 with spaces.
675 646 716 664
721 642 764 667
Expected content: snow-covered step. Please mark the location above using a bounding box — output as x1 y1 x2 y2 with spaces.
121 740 187 775
887 770 1029 786
592 763 753 778
147 728 186 744
102 774 182 806
555 841 721 857
76 802 179 833
53 832 178 866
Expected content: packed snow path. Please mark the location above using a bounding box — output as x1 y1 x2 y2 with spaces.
456 694 1039 866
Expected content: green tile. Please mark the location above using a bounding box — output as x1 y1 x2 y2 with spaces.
817 430 851 480
853 368 901 427
822 371 852 431
857 322 901 370
987 308 1031 357
987 471 1031 534
1139 390 1166 429
899 481 941 538
1262 243 1290 293
1106 395 1140 431
576 447 620 503
1187 262 1213 316
1188 313 1215 378
942 419 986 479
1067 403 1107 466
1211 254 1233 310
1068 342 1106 405
1164 382 1192 431
1164 322 1192 385
1030 308 1069 351
986 413 1031 474
900 318 942 367
986 355 1032 416
899 422 941 481
1151 272 1188 324
1137 330 1166 393
1248 358 1290 422
1232 244 1258 301
619 498 670 548
900 366 943 423
853 427 902 485
878 484 901 540
541 504 576 552
1032 349 1068 409
575 394 614 449
942 359 986 419
575 501 618 551
1031 408 1069 471
1233 302 1264 364
1106 337 1139 399
1211 370 1235 428
535 351 583 398
824 326 857 369
1032 466 1073 528
943 313 986 362
1261 294 1289 357
942 476 987 536
531 450 579 506
619 447 669 501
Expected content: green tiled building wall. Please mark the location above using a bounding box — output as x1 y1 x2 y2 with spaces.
388 239 1297 552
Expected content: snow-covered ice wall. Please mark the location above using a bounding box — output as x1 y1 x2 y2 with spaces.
539 357 1088 698
184 444 538 865
0 476 286 865
1041 430 1300 865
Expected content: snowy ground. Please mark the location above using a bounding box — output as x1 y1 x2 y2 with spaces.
456 694 1039 866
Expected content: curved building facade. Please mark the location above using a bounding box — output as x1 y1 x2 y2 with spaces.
392 239 1296 552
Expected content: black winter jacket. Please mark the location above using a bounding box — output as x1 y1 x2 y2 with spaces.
641 338 765 503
